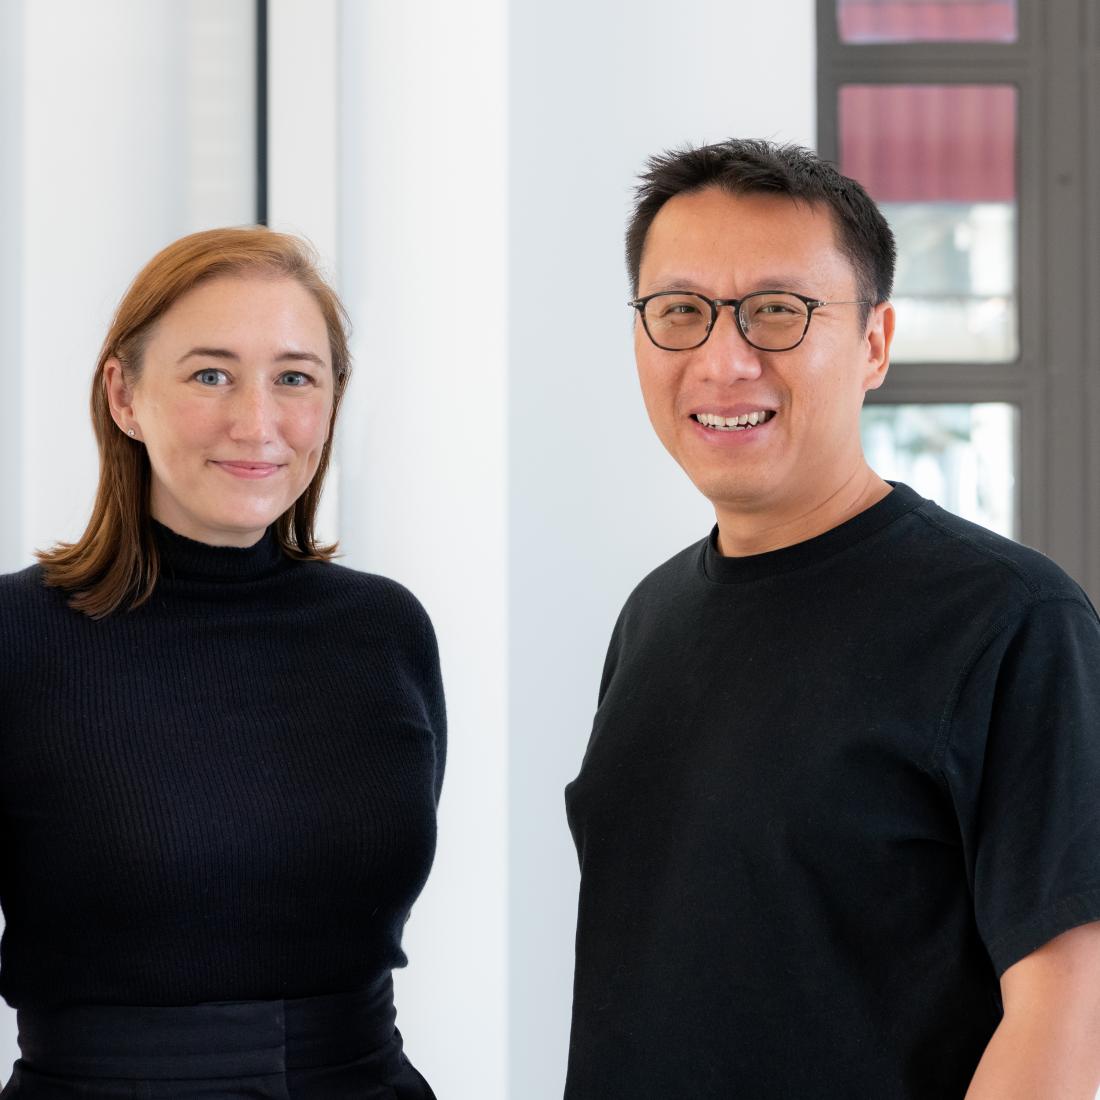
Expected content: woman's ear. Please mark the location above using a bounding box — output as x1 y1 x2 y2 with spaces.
104 358 139 439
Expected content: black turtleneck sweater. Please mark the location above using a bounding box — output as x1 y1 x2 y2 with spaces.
0 523 445 1011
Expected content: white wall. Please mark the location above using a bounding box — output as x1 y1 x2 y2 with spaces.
0 0 814 1090
0 0 256 1067
505 3 815 1094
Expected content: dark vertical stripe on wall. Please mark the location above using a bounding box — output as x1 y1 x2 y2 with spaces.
255 0 269 225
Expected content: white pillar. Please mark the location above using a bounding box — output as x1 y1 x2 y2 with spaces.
337 3 510 1097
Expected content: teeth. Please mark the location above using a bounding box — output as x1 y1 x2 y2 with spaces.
695 410 774 431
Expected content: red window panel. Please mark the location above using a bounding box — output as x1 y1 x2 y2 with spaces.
838 1 1017 43
839 85 1016 202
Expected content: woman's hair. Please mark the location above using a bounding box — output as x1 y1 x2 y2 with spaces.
37 226 352 618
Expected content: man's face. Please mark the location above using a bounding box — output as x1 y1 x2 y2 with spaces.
634 187 892 522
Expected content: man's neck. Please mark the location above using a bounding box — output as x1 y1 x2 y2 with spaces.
714 466 893 558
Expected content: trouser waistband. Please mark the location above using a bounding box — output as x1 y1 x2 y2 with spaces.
16 975 399 1079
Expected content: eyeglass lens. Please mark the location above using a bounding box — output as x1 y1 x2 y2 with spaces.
641 292 810 351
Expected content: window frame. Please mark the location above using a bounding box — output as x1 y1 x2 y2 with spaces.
818 0 1097 600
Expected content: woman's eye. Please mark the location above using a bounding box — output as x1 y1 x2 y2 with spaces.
194 368 228 386
278 371 312 387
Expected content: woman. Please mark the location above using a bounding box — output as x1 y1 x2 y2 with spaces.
0 228 445 1098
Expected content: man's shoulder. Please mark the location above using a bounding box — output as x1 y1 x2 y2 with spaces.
903 499 1092 611
622 535 711 607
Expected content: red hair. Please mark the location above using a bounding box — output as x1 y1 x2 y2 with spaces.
38 226 352 617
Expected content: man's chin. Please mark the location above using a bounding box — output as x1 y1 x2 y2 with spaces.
687 471 782 515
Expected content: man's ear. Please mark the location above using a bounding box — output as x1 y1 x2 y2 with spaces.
862 300 894 394
104 357 140 439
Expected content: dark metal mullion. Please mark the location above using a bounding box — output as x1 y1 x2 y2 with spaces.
859 369 1034 403
1087 15 1100 598
1041 0 1090 585
255 0 268 225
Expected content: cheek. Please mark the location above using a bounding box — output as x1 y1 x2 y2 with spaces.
288 399 333 451
140 393 219 450
145 423 203 467
635 349 677 421
788 361 864 436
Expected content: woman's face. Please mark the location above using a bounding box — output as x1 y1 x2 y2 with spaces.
108 274 335 547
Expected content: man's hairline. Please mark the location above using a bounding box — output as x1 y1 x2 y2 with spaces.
632 183 872 315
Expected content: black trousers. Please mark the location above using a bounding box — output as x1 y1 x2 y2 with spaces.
0 979 435 1099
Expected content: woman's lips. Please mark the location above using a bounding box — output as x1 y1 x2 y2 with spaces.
211 460 284 479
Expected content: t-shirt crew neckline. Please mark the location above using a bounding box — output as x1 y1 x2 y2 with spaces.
702 481 925 585
152 519 291 583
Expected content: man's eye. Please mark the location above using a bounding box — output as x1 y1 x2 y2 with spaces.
194 368 227 386
278 371 312 387
658 301 703 318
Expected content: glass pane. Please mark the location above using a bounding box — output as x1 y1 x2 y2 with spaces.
861 403 1017 536
838 0 1018 43
840 85 1017 363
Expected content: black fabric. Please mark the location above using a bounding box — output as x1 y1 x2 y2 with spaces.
0 523 444 1089
1 980 435 1099
564 483 1100 1099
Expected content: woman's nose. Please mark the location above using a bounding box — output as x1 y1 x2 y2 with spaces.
227 383 277 443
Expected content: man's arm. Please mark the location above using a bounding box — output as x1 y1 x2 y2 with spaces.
965 921 1100 1100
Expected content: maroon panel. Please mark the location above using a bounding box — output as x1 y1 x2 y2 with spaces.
838 0 1017 43
839 85 1016 202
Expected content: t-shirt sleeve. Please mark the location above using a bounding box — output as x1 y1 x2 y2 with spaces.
942 594 1100 976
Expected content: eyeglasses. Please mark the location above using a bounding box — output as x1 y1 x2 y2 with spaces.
629 290 871 352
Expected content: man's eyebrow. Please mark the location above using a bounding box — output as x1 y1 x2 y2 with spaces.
176 347 327 367
642 274 816 296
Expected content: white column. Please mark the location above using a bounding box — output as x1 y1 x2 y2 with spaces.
266 0 341 543
12 0 255 565
337 3 510 1097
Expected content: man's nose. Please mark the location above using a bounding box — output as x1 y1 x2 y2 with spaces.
228 382 276 443
693 306 764 382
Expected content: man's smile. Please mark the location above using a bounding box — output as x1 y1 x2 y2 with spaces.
691 409 777 432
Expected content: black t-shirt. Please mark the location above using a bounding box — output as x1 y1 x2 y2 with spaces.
564 484 1100 1099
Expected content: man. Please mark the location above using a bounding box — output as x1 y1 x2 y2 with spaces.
564 140 1100 1098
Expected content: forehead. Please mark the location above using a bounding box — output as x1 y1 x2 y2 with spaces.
168 272 319 318
639 187 854 294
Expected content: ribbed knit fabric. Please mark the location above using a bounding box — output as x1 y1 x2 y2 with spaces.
0 522 445 1012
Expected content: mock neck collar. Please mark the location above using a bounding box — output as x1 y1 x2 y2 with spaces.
152 520 291 583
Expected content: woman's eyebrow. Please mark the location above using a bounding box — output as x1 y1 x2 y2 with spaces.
175 348 326 366
177 346 237 364
275 350 326 367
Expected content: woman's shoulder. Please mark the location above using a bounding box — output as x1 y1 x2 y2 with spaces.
297 559 436 632
0 566 76 683
0 563 65 610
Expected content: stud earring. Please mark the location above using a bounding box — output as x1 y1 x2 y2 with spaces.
127 428 136 438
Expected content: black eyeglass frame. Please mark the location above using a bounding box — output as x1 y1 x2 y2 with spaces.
629 289 872 352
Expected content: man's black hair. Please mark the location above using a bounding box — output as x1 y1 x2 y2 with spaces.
626 139 896 323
